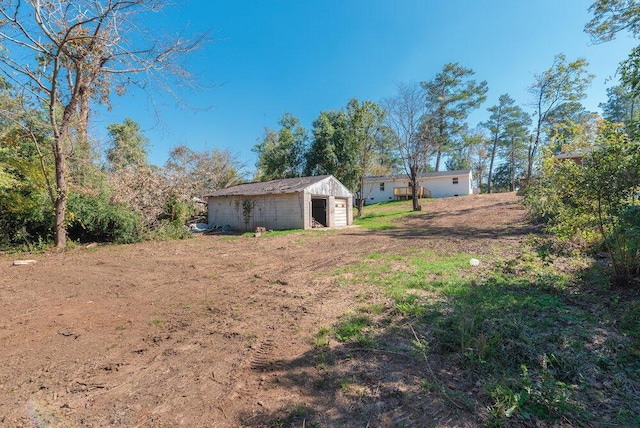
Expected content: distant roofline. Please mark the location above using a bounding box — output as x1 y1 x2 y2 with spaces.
205 174 337 197
364 169 471 181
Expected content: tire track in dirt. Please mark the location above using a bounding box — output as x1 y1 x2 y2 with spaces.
0 193 529 426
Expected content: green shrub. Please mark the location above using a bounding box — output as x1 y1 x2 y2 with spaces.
0 139 54 249
67 191 143 244
148 220 191 241
164 193 193 225
488 363 576 424
524 120 640 287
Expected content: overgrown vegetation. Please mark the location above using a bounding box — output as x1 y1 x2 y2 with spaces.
0 105 240 250
334 251 637 425
313 201 640 426
525 120 640 287
0 3 246 251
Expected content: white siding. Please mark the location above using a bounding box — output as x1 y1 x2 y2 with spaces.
362 178 406 203
423 172 472 198
334 198 348 227
363 171 473 201
306 176 352 198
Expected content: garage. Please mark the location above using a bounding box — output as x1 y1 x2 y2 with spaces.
206 175 353 232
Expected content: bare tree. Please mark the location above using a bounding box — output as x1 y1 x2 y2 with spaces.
165 145 244 201
383 82 433 211
0 0 206 248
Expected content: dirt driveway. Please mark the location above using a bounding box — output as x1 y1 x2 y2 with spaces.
0 193 531 427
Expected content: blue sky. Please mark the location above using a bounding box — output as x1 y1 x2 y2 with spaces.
94 0 637 174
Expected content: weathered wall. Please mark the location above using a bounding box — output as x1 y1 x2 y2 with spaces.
303 176 353 228
208 193 305 231
305 176 353 198
208 176 354 231
301 195 353 228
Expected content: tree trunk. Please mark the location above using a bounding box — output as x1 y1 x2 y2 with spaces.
509 137 516 192
77 91 92 162
53 148 68 249
434 150 442 172
410 165 421 211
526 125 541 184
356 175 365 217
51 102 78 250
487 138 497 194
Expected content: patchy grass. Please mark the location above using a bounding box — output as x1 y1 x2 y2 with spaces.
322 245 640 426
355 200 424 230
333 314 372 343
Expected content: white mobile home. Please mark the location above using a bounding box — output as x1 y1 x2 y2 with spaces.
205 175 353 232
362 170 473 203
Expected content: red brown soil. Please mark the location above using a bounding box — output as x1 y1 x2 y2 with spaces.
0 193 532 427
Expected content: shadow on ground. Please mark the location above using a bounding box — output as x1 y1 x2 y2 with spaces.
236 257 640 427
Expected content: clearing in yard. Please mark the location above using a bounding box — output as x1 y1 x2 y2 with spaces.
1 193 638 427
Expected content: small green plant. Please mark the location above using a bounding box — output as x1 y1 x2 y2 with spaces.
316 349 330 370
333 315 371 342
275 404 314 426
313 378 327 389
313 327 332 348
358 303 384 314
394 293 425 316
337 378 353 393
419 379 437 393
244 334 257 349
488 362 575 424
164 193 191 226
148 221 191 241
6 236 51 254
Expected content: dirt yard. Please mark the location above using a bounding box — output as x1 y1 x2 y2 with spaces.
0 193 533 427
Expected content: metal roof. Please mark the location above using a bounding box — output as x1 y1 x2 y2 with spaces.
205 175 334 197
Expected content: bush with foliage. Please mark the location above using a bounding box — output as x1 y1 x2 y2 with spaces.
66 190 143 244
0 143 55 249
148 221 191 241
525 120 640 286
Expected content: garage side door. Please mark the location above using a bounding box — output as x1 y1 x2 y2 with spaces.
334 198 347 227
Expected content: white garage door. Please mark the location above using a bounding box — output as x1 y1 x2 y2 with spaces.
334 199 347 227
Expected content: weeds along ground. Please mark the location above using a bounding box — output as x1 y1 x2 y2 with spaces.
2 195 638 427
288 200 640 427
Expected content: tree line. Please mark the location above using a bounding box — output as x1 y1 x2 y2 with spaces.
1 0 638 263
0 0 243 250
254 56 595 211
524 0 640 287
